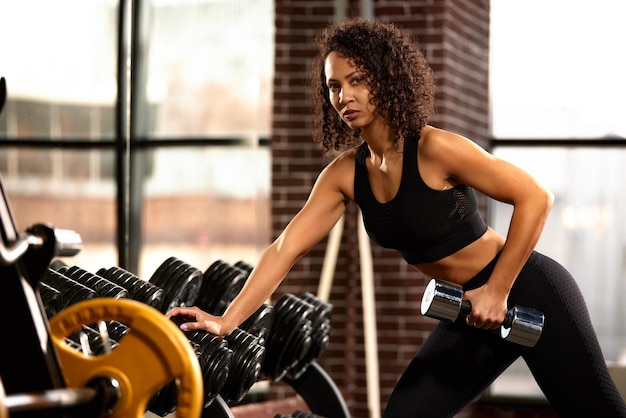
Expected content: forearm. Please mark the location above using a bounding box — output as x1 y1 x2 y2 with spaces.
488 190 553 295
219 240 300 333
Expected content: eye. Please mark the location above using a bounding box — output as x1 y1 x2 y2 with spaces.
327 83 339 91
352 73 369 85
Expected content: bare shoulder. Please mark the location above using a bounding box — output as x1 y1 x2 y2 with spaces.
314 145 359 201
418 126 496 186
322 145 359 173
419 125 479 157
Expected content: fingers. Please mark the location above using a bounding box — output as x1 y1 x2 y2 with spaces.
181 319 222 335
466 314 501 330
166 306 226 336
166 306 200 319
466 315 484 328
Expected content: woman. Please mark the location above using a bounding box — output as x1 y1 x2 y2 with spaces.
168 19 626 417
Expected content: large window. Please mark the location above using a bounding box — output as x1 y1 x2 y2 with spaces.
490 0 626 140
132 0 274 277
489 0 626 398
0 0 120 268
0 0 274 279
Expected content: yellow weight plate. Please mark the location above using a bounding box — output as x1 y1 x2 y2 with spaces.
49 298 203 418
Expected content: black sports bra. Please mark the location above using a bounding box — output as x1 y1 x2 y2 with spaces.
353 138 487 264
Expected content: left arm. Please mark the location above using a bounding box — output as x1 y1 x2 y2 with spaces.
421 127 554 329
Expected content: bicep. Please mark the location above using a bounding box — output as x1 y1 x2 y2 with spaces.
275 165 350 259
434 133 549 205
460 154 542 205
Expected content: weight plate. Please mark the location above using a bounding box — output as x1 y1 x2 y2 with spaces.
49 298 203 418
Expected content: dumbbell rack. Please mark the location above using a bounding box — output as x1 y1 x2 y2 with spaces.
0 173 351 418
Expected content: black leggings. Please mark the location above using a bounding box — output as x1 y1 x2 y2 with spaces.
383 252 626 418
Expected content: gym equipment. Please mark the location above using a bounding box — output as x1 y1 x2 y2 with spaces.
220 328 265 403
37 281 63 318
262 293 314 382
184 328 232 408
421 279 544 347
288 293 333 379
149 256 204 314
56 266 129 300
146 320 234 416
240 303 275 346
196 260 250 315
49 298 204 418
283 362 350 418
41 268 97 309
3 213 346 418
35 257 347 417
1 176 89 418
0 175 199 418
96 266 164 309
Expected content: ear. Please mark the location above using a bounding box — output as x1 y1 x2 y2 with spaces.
0 77 6 114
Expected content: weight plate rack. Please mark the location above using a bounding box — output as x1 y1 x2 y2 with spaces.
38 258 349 417
1 173 350 418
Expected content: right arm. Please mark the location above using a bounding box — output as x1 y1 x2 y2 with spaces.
167 150 356 335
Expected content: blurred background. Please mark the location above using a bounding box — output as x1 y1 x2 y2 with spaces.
1 0 625 416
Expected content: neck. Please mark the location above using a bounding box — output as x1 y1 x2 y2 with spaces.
362 121 401 158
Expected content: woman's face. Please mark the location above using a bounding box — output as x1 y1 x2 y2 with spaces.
324 51 378 130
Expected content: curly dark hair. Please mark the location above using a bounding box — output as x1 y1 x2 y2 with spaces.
310 19 437 157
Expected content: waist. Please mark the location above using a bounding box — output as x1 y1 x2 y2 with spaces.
413 227 505 283
461 250 502 291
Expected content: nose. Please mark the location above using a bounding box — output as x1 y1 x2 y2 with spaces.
339 86 352 105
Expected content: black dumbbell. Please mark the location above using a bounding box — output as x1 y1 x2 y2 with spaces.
420 279 544 347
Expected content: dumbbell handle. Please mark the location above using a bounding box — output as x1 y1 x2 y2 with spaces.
458 299 515 329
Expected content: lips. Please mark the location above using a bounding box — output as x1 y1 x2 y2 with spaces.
343 109 359 121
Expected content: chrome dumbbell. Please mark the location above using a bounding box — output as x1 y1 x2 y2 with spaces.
420 279 544 347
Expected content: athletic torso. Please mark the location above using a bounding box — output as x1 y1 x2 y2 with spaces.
350 127 504 283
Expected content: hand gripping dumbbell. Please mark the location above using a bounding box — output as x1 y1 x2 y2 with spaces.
420 279 545 347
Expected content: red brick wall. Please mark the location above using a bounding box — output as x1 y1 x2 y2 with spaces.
270 1 491 417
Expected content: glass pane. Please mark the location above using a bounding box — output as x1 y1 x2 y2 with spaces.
139 146 271 279
490 0 626 139
0 0 117 140
145 0 274 138
489 146 626 397
0 149 117 270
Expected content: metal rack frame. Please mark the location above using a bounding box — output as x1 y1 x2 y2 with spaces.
0 175 72 418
